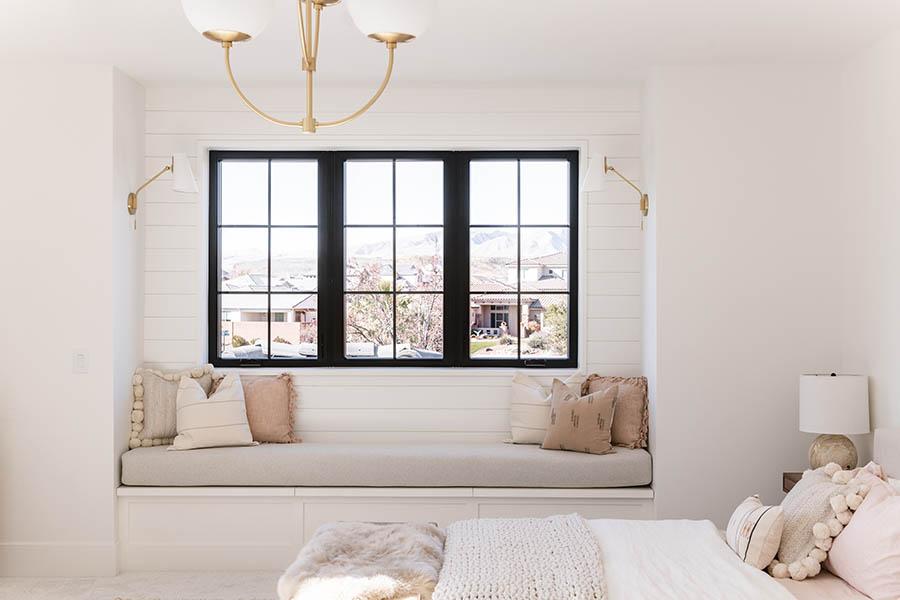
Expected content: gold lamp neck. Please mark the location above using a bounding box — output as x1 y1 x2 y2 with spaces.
211 0 409 134
603 157 650 222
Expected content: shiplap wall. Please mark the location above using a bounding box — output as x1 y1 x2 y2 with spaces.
141 84 642 443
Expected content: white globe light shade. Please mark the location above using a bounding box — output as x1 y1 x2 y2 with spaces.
181 0 275 41
346 0 437 40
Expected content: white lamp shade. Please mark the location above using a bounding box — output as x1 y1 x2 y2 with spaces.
172 154 199 194
582 156 607 192
181 0 275 39
346 0 437 38
799 374 870 435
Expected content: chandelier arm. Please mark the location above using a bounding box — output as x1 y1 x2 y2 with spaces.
297 0 310 59
313 4 322 60
224 44 303 128
317 44 396 129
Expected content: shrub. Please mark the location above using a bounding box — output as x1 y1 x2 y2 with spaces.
232 335 249 348
526 330 550 349
273 336 291 344
499 334 514 345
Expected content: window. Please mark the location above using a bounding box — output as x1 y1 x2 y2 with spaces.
209 151 577 367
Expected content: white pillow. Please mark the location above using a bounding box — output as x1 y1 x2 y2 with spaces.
889 478 900 493
726 495 784 570
507 371 585 444
171 373 256 451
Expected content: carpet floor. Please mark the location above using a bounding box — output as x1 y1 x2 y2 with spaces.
0 572 281 600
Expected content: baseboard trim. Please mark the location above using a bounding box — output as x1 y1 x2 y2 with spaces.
0 542 117 576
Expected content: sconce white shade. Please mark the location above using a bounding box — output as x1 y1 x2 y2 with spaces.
172 154 199 194
181 0 275 39
799 374 870 435
582 156 606 192
346 0 437 39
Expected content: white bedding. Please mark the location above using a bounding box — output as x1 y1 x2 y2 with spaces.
589 519 797 600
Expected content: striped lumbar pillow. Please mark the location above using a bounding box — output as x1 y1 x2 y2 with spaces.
171 373 256 451
726 495 785 570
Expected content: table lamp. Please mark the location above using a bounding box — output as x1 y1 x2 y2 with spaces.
799 373 870 469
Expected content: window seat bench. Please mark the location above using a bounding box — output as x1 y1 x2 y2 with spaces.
117 443 653 571
120 442 652 488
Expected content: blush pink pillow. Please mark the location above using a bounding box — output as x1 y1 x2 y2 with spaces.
826 478 900 600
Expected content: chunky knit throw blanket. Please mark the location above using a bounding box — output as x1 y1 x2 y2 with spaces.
433 514 607 600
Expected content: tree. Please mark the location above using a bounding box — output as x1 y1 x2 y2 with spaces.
543 300 568 355
346 251 445 354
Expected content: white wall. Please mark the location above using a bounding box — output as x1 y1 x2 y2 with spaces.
0 65 144 576
839 32 900 434
112 70 146 491
642 66 844 525
141 84 646 442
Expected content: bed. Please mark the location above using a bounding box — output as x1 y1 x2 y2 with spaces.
281 428 898 600
591 426 899 600
591 519 865 600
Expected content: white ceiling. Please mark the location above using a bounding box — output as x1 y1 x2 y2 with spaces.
2 0 900 86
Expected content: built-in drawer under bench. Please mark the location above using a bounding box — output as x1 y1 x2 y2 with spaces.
116 485 655 571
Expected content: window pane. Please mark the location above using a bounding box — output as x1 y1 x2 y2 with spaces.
470 227 517 292
221 161 268 225
396 228 443 291
345 294 394 359
219 294 267 359
271 228 317 291
271 161 317 225
396 161 443 225
345 227 393 292
469 294 519 359
520 160 569 225
270 294 317 359
396 294 443 359
220 228 268 292
521 227 569 292
522 294 569 359
470 161 517 225
345 161 393 225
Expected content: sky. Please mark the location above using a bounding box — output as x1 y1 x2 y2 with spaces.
219 158 571 262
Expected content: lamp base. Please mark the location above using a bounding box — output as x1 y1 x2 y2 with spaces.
809 434 858 470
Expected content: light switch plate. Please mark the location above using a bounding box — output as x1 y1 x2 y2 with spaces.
73 350 89 374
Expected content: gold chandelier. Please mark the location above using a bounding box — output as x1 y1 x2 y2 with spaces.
182 0 435 133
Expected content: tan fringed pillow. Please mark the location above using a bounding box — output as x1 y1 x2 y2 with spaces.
583 375 648 449
541 379 617 455
212 373 299 443
130 364 214 448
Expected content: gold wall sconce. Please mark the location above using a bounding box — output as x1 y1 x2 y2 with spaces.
127 153 198 216
582 155 650 223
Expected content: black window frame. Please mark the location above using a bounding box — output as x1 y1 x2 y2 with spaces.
208 149 578 368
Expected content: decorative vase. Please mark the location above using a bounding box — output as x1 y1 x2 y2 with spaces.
809 434 858 470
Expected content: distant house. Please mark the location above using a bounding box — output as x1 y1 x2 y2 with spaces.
220 292 317 324
508 251 568 289
470 252 567 337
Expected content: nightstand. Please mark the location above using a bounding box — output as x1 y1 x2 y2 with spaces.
783 472 802 493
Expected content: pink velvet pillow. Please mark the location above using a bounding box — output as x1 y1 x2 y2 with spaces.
826 478 900 599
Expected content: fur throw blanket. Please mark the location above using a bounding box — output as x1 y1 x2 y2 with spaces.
278 522 445 600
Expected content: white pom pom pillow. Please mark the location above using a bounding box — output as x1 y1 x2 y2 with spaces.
769 462 874 581
130 364 214 448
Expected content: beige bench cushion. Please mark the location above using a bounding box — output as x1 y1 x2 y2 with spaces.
121 443 652 488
